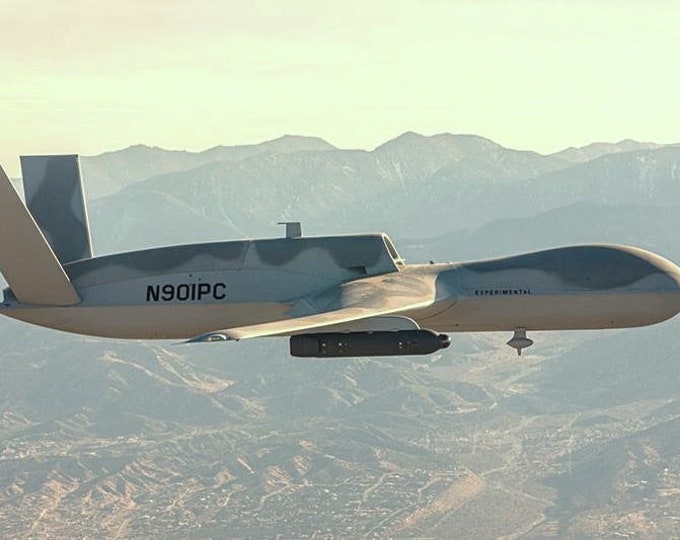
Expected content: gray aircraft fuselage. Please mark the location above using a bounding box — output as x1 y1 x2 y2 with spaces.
2 234 679 342
2 154 680 357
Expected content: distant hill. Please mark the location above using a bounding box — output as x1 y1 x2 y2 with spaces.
85 135 680 254
403 202 680 264
79 135 337 199
550 139 666 163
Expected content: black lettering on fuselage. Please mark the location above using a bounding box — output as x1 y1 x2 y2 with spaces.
213 283 226 300
474 288 532 296
146 286 160 302
145 282 227 303
198 283 211 299
162 284 174 301
176 284 190 301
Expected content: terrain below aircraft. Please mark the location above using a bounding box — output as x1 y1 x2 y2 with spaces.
2 155 680 357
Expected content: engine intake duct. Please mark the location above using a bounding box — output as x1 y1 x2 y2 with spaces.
290 329 451 358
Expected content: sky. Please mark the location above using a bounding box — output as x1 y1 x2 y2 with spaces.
1 0 679 176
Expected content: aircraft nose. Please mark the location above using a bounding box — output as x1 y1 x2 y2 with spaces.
649 252 680 316
666 266 680 298
621 245 680 290
652 253 680 290
617 248 680 326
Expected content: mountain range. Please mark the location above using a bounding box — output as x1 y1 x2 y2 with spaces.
2 132 680 537
75 133 680 260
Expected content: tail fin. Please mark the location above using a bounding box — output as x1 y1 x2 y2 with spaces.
0 164 80 305
20 155 92 264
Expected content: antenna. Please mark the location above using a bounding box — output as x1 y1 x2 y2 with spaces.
278 221 302 239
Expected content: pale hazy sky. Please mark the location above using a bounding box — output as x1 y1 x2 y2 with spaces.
1 0 679 176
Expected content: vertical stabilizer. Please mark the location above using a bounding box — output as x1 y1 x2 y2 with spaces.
20 155 93 264
0 165 80 305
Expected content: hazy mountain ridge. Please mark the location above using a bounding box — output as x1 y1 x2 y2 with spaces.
79 135 336 199
371 132 564 183
403 202 680 265
550 139 667 163
80 132 665 208
398 145 680 236
87 134 680 253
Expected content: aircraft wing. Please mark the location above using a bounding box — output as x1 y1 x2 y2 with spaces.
185 271 435 343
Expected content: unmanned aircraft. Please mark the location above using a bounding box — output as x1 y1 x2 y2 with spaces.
2 155 680 357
